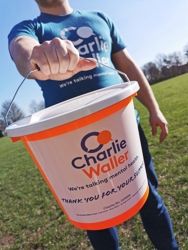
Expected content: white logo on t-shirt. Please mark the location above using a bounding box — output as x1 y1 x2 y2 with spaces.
60 26 109 61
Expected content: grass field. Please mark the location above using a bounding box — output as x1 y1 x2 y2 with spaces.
0 74 188 250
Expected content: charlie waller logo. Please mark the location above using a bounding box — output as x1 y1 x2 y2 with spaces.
60 26 95 46
60 26 110 66
71 130 129 178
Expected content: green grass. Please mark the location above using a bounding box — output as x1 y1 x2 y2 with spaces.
0 74 188 249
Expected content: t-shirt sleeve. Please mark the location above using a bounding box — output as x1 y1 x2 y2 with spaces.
8 20 39 44
98 12 127 54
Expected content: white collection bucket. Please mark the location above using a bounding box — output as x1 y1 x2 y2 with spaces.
6 81 149 230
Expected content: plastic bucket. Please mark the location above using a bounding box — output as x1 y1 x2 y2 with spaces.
6 81 149 230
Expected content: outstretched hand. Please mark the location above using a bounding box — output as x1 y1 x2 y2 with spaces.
29 38 97 80
149 110 168 143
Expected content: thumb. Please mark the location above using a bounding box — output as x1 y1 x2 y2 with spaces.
151 124 157 137
76 58 97 72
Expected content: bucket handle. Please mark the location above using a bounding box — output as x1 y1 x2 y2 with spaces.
4 68 39 127
80 57 130 82
4 58 130 127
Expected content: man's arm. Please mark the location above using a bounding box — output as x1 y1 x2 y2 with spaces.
112 48 168 143
9 36 39 77
9 36 97 80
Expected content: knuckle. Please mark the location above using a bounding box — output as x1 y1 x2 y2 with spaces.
41 40 51 49
51 37 62 46
32 44 41 54
64 39 74 46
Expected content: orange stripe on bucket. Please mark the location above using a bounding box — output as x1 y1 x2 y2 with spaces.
69 185 149 230
21 134 149 230
23 94 136 142
11 137 21 142
21 136 72 222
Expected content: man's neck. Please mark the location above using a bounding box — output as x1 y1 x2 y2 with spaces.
38 1 73 16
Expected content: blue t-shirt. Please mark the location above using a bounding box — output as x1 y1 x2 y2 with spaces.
8 10 140 123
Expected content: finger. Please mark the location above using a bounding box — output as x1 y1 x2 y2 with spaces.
48 58 97 81
35 39 65 75
159 123 168 143
53 39 79 74
42 41 60 75
30 58 51 77
30 44 52 75
160 131 168 143
58 58 97 79
53 39 70 74
56 47 69 74
65 41 79 71
56 46 77 74
151 124 157 136
74 58 97 72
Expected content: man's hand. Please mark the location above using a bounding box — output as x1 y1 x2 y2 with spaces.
149 110 168 143
29 37 97 80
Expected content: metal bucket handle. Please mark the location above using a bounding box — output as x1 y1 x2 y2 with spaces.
4 58 130 127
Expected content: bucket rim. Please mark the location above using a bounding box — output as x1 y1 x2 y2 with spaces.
6 81 139 138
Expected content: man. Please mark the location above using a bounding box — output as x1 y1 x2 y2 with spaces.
8 0 179 249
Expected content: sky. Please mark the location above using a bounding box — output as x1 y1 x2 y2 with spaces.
1 0 188 116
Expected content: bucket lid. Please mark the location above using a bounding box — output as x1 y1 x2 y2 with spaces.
6 81 139 137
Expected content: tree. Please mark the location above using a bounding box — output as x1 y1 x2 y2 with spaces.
183 43 188 62
0 118 5 137
0 118 5 130
142 62 160 83
155 53 167 71
29 100 44 114
162 52 184 77
143 43 188 83
1 100 25 126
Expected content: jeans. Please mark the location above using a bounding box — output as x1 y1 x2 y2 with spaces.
87 124 179 250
